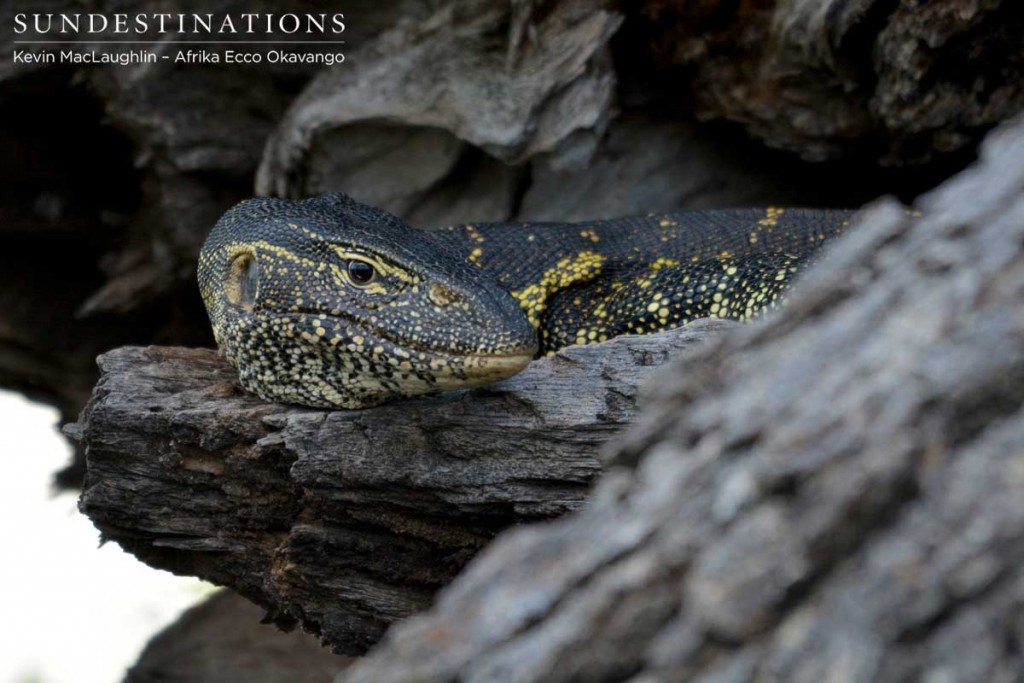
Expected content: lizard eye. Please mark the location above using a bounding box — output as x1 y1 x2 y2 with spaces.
347 259 376 286
226 252 258 311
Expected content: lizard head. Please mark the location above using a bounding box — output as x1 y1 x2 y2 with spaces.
198 193 537 408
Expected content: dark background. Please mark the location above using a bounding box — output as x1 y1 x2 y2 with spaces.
1 0 1020 487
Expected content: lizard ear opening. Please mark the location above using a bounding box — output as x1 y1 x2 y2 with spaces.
225 251 259 312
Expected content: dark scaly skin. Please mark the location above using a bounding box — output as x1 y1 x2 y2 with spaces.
199 194 853 408
433 207 852 354
198 194 537 409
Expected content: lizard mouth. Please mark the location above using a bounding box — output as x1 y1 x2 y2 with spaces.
435 350 533 389
363 328 534 391
289 306 536 381
281 310 536 392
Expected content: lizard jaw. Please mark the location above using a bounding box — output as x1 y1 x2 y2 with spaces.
435 351 534 390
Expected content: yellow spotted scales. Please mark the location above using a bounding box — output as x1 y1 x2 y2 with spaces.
434 205 849 355
199 194 852 408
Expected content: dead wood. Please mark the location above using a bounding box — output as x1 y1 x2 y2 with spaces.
338 115 1024 682
73 320 730 654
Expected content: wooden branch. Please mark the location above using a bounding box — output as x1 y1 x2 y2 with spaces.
73 320 731 654
6 0 1020 494
335 118 1024 681
256 0 622 202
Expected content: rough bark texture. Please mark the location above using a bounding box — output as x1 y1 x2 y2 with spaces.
333 116 1024 682
126 590 346 683
0 0 1017 679
637 0 1024 162
1 0 1012 488
256 0 623 201
74 321 730 655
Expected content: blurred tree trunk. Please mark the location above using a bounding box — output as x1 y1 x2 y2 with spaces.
4 0 1019 485
338 116 1024 682
3 0 1024 678
125 591 347 683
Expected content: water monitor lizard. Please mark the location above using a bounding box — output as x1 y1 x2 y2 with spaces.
198 193 853 408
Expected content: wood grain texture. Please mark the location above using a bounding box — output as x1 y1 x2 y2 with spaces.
4 0 1011 489
337 117 1024 682
637 0 1024 162
73 320 731 654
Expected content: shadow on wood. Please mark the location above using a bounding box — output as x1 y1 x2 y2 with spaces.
72 320 731 654
126 590 347 683
337 117 1024 682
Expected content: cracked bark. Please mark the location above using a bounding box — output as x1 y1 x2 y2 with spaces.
72 320 730 654
635 0 1024 162
5 0 1024 676
333 117 1024 682
3 0 1013 488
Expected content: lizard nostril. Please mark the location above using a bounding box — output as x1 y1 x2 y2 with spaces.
429 282 462 306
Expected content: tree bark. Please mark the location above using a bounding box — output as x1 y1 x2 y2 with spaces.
5 0 1013 485
636 0 1024 163
73 320 730 654
333 116 1024 682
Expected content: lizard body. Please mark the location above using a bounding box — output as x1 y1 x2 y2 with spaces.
433 208 850 354
198 193 852 408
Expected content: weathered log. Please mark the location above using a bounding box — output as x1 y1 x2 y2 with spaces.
256 0 623 204
74 320 731 654
126 590 346 683
636 0 1024 163
335 117 1024 682
4 1 1000 490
